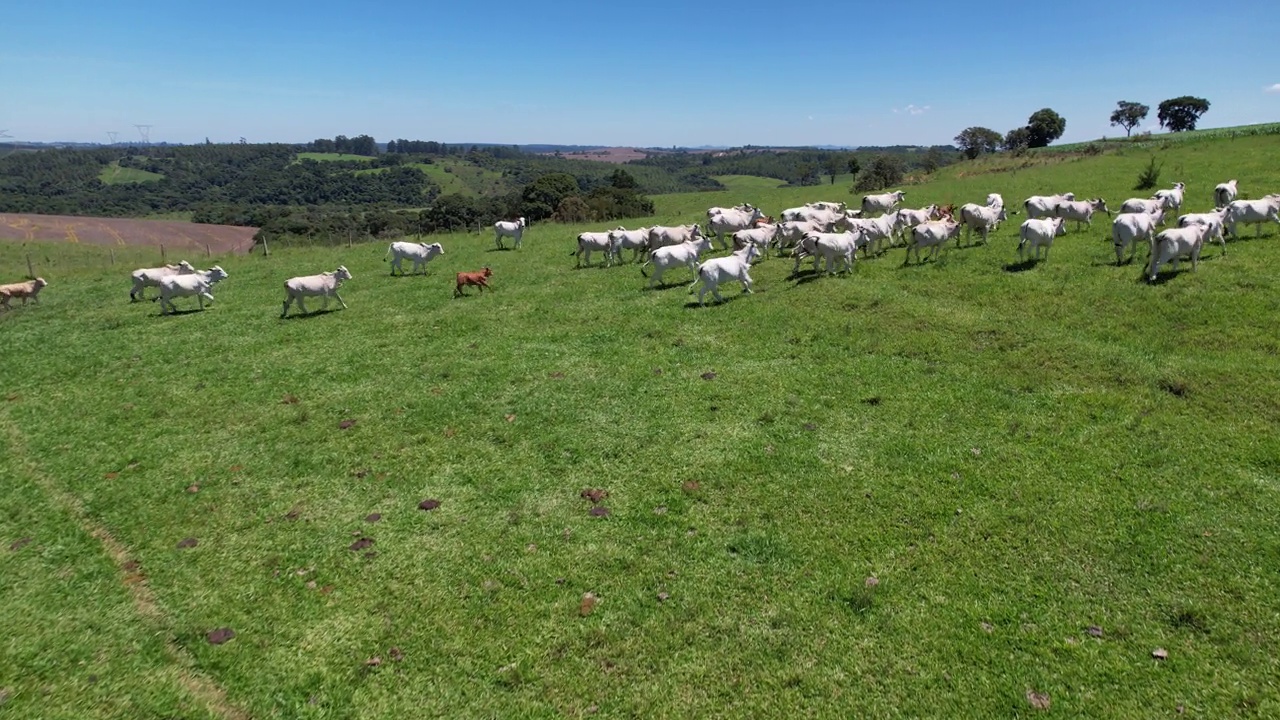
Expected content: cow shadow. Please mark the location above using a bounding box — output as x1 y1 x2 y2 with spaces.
388 272 432 278
486 246 515 253
1002 258 1040 273
157 307 210 317
683 293 747 309
281 308 341 320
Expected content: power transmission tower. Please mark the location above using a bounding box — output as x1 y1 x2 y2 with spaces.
106 131 119 145
134 125 152 145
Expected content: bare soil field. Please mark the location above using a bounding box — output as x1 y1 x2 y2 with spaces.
0 213 258 254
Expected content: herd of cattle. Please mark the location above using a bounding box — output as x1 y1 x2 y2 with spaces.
562 179 1279 300
2 180 1278 314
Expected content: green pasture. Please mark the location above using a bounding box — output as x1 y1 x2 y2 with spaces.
356 160 508 197
98 162 165 185
2 132 1280 718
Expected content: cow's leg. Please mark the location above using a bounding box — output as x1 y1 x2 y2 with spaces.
742 274 754 293
713 286 725 303
297 297 310 314
281 294 292 318
320 294 330 311
201 292 215 306
334 291 348 309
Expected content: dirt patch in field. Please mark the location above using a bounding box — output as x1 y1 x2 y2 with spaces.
539 147 652 164
0 213 257 254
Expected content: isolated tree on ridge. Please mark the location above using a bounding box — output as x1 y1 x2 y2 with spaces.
1157 96 1211 132
1109 101 1149 136
954 127 1003 159
1026 108 1066 148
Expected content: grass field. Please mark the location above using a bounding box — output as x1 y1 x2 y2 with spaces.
98 163 165 185
356 160 509 197
3 132 1280 718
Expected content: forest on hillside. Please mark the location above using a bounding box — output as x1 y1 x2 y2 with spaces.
0 136 960 244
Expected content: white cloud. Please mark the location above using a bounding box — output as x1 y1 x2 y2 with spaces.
1266 83 1280 94
895 104 931 116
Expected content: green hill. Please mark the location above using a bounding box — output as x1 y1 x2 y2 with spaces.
2 129 1279 717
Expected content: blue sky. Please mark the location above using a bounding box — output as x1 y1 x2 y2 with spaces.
3 0 1277 148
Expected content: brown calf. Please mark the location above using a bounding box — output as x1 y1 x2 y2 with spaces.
453 267 492 298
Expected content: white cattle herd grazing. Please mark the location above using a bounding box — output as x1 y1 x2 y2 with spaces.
4 179 1276 318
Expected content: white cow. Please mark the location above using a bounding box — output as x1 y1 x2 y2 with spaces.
861 190 906 216
1016 217 1067 262
1224 195 1280 239
648 224 705 251
958 203 1008 246
608 227 651 263
812 230 864 275
1112 209 1165 265
1148 224 1209 282
775 220 818 253
1154 182 1186 213
847 214 897 255
130 260 196 302
690 245 760 305
574 229 619 268
805 201 849 214
1177 208 1229 255
708 207 765 248
1023 193 1076 219
1053 198 1111 231
1119 197 1166 217
158 266 228 315
791 233 825 274
280 266 352 317
494 217 527 250
892 205 939 244
1214 180 1238 209
384 241 444 275
905 220 962 264
707 203 753 221
985 193 1005 211
732 224 779 260
640 236 713 288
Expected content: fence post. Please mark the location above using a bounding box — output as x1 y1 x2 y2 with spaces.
262 235 270 257
26 253 35 279
110 248 115 265
206 243 212 258
160 244 166 264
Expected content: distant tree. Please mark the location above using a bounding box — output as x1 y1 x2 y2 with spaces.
520 172 581 221
1026 108 1066 148
609 168 638 189
824 154 847 184
852 155 905 193
1109 101 1149 137
1002 127 1031 154
846 156 861 177
920 147 947 173
553 195 593 223
1157 96 1211 132
954 127 1002 159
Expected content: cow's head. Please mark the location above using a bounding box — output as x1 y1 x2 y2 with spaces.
207 266 228 282
334 265 353 281
482 266 492 277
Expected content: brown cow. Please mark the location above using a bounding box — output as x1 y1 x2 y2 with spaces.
453 267 492 298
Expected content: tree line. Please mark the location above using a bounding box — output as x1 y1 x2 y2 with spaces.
0 134 968 246
954 96 1212 160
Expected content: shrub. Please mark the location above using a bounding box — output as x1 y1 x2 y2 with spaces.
1135 156 1162 191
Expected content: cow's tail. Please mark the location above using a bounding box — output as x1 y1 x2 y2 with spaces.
383 244 393 260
